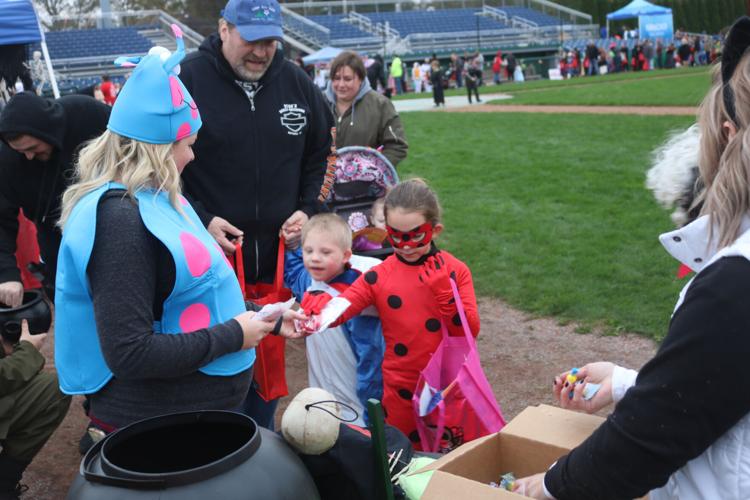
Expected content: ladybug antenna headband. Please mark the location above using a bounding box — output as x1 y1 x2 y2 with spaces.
722 17 750 125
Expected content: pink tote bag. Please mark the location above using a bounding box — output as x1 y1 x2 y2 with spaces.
412 279 506 453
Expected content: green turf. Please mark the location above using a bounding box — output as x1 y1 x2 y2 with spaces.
398 111 695 340
392 66 711 101
487 70 711 107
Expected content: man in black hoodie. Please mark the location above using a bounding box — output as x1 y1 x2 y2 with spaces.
180 0 332 281
0 92 110 305
179 0 333 429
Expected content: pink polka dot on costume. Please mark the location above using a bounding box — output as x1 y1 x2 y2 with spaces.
180 231 211 277
179 195 189 206
179 303 210 332
189 101 199 119
176 122 191 141
169 76 184 108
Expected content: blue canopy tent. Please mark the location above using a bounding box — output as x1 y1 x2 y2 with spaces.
605 0 673 40
302 46 344 65
0 0 59 97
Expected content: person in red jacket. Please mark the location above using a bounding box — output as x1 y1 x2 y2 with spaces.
100 75 117 106
301 179 480 447
492 50 503 84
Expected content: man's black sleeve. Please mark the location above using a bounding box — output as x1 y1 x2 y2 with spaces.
175 61 215 227
0 191 21 284
546 256 750 499
298 82 334 217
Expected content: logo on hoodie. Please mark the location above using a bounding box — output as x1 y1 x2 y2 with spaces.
279 104 307 136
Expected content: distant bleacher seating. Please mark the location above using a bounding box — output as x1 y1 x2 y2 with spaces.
31 26 155 60
365 9 506 37
502 7 560 27
308 14 372 40
301 5 592 53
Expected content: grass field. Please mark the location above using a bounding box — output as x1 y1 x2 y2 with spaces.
398 111 694 340
488 70 711 107
393 65 712 102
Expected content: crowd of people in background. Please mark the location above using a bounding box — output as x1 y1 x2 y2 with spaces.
560 30 723 79
299 50 529 107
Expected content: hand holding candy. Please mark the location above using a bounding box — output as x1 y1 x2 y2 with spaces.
418 253 452 301
300 291 333 316
553 362 614 414
278 308 309 339
295 315 322 335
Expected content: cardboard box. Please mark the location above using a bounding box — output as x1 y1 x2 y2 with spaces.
419 404 605 499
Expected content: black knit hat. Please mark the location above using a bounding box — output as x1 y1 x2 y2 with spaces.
0 92 65 150
722 16 750 124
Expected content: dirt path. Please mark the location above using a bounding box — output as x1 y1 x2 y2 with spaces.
24 297 657 499
439 103 698 115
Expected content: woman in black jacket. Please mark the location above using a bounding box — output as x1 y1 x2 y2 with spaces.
514 17 750 500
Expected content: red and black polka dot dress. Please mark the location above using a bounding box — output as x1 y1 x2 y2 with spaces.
337 246 480 448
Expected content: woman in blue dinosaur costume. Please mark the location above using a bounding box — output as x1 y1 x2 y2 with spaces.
53 25 305 433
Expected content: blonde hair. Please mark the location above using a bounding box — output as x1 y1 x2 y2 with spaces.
301 213 353 251
59 130 183 228
384 178 442 225
698 55 750 248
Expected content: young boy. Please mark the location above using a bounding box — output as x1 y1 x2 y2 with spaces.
284 214 384 425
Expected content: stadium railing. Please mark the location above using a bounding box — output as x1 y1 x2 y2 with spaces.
281 7 331 49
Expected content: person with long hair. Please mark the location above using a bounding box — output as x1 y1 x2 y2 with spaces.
53 27 304 435
513 17 750 499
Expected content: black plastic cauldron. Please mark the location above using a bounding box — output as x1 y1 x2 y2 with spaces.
0 289 51 344
67 411 320 500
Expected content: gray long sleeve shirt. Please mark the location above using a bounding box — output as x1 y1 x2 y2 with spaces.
86 191 249 429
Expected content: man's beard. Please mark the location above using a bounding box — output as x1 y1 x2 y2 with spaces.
234 59 271 81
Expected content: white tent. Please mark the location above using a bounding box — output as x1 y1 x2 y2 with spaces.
302 46 343 65
605 0 673 40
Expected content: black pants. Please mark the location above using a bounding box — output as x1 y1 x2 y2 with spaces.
433 83 444 105
467 85 480 103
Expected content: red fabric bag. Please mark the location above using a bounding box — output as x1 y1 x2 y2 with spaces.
412 279 506 453
233 239 292 401
16 211 42 289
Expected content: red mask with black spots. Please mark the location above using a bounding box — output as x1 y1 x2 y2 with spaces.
386 222 434 249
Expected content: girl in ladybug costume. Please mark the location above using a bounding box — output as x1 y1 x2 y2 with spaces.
302 179 479 447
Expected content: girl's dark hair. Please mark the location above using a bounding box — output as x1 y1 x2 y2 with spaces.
330 51 366 82
384 178 442 225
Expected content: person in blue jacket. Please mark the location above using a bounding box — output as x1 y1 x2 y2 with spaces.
53 25 305 434
284 214 384 425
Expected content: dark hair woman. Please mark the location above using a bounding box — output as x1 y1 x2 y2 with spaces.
325 51 408 168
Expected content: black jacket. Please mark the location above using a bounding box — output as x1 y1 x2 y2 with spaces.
179 34 333 283
545 256 750 499
367 56 386 91
0 93 110 286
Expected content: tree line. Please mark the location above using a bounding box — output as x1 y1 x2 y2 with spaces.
551 0 744 34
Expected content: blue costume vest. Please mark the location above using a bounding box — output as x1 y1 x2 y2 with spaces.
55 183 253 395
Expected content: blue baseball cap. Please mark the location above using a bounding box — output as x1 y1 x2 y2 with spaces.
222 0 283 43
108 25 201 144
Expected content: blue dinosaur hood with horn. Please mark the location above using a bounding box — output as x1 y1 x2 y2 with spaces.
107 24 202 144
